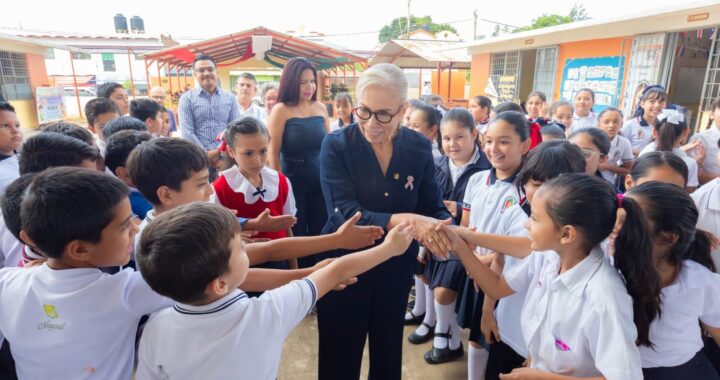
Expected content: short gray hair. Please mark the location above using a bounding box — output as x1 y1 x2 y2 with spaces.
261 82 279 98
356 63 407 105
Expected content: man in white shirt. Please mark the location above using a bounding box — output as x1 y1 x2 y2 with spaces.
236 72 268 121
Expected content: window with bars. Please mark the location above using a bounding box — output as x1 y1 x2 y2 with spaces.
621 34 666 118
102 53 116 72
698 30 720 130
45 48 55 60
0 51 31 101
490 51 521 101
533 47 558 99
72 52 91 60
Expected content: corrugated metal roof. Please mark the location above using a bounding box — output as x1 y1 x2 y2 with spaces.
0 31 89 54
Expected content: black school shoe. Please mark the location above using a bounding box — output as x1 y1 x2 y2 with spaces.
423 332 464 364
404 310 425 325
407 323 435 344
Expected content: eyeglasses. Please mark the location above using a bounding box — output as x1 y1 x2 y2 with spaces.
195 67 216 74
354 106 403 124
580 148 604 159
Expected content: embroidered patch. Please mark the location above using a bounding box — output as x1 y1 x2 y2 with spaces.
554 339 572 352
502 197 518 210
43 304 59 319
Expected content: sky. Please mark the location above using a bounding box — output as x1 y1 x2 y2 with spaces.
2 0 686 50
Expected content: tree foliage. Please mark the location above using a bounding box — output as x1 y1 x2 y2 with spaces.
510 3 591 34
378 16 457 43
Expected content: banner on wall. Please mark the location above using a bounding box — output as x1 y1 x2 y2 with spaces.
497 76 517 103
560 56 625 111
35 87 66 124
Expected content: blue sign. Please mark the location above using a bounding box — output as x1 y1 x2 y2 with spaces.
560 56 625 112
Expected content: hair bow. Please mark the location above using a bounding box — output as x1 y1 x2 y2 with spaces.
657 109 685 124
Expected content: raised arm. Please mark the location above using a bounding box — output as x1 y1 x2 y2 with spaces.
457 228 532 259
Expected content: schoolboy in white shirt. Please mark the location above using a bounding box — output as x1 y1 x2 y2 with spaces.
0 102 22 196
692 138 720 269
135 202 414 380
84 97 120 157
0 168 172 379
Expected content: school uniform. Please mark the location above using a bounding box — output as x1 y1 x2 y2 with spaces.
640 260 720 379
639 143 699 187
573 111 598 130
0 215 21 269
330 114 356 132
601 135 634 185
485 202 531 379
0 264 171 379
426 148 490 291
136 279 317 380
213 166 296 270
691 124 720 176
691 178 720 269
477 121 490 135
0 154 18 197
504 248 643 379
456 168 522 345
621 116 655 153
129 188 152 220
317 125 450 380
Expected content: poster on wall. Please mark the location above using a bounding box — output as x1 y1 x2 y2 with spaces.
560 56 625 111
36 87 66 124
497 76 517 103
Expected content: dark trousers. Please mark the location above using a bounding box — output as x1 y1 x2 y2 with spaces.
317 257 413 380
643 350 719 380
485 340 525 380
704 337 720 375
0 340 17 380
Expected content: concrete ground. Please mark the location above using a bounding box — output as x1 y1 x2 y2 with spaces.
278 314 470 379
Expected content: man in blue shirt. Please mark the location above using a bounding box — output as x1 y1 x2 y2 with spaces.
178 55 241 169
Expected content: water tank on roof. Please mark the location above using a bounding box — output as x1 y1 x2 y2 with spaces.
114 14 128 34
130 16 145 34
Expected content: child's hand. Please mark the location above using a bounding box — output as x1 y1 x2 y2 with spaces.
436 224 473 258
481 311 501 344
598 161 616 171
382 223 415 255
245 209 297 232
336 212 384 249
333 277 358 291
443 200 458 218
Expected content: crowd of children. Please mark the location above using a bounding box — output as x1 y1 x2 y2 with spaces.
0 72 718 380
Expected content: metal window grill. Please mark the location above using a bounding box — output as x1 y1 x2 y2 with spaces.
533 47 558 99
490 51 521 101
0 51 31 101
621 34 667 118
698 28 720 130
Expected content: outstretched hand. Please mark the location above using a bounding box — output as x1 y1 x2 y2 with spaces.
383 223 416 255
245 209 297 233
336 212 385 249
417 218 453 259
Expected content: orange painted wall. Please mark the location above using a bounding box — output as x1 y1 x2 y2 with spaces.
554 37 634 103
432 69 466 100
19 53 51 128
470 53 491 97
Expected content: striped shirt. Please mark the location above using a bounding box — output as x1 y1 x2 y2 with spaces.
179 86 241 150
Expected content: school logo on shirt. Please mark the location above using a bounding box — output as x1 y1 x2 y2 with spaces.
43 304 59 319
502 197 517 211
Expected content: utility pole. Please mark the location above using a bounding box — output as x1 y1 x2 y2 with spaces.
473 10 478 40
407 0 411 38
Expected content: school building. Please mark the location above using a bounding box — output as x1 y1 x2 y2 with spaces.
465 1 720 131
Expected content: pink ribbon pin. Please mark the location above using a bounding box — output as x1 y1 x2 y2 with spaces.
405 176 414 191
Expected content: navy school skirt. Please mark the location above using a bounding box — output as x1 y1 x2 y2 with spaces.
642 350 719 380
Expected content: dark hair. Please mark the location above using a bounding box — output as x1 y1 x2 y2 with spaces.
575 88 595 102
493 102 523 114
598 107 623 121
706 98 720 130
411 104 443 151
540 124 566 139
19 132 99 175
21 167 130 259
549 100 574 117
540 174 660 347
237 72 257 84
334 92 352 104
84 97 119 127
628 181 716 272
105 130 153 174
137 202 242 304
278 58 317 106
472 96 492 110
634 85 668 118
517 141 585 193
654 106 688 152
193 54 215 68
630 151 688 187
97 82 125 99
225 117 270 148
40 122 95 145
1 173 38 241
408 99 425 110
490 111 529 141
129 98 162 124
127 138 209 205
0 102 16 113
526 91 547 103
568 127 611 156
441 108 475 133
103 116 148 140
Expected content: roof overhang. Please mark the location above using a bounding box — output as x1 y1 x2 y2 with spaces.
370 39 471 69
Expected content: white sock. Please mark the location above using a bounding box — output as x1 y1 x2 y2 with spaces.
405 276 426 319
468 345 489 380
433 301 455 349
414 285 436 335
449 311 462 350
